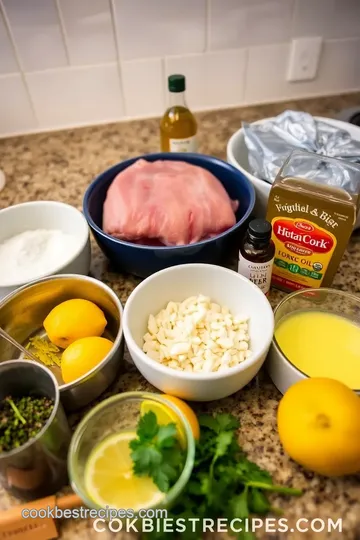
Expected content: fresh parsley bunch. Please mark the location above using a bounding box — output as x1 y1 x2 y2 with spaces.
131 412 302 540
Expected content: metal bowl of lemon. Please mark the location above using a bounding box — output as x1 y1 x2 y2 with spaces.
68 392 196 512
0 274 124 411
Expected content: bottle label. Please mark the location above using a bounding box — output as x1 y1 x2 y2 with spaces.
169 135 198 153
237 255 274 295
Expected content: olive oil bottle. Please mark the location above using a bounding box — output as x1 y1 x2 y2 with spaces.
160 74 198 152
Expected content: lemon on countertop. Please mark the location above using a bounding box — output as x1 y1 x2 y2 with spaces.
277 377 360 477
61 336 113 384
44 299 107 348
84 431 163 510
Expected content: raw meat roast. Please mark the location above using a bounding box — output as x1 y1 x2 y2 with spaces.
103 159 239 246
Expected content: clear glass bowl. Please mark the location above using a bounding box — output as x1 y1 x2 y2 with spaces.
68 391 196 511
274 287 360 326
273 287 360 392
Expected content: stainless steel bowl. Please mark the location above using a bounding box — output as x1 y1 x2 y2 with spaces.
0 360 71 500
0 275 124 411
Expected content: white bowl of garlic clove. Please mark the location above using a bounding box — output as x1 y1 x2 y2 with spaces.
123 263 274 402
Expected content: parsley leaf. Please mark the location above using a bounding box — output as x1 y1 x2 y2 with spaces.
216 413 240 432
130 442 162 476
137 410 159 441
198 414 220 433
248 488 270 514
152 463 172 492
130 411 184 493
235 489 249 516
213 430 234 461
157 423 178 448
198 413 239 434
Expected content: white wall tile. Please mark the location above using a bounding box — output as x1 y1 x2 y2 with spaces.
205 49 247 108
244 38 359 105
59 0 116 65
27 64 123 129
3 0 67 72
113 0 206 60
208 0 246 51
330 0 360 39
209 0 293 51
165 49 247 110
0 11 18 74
0 74 36 135
292 0 335 39
122 58 164 118
244 43 290 104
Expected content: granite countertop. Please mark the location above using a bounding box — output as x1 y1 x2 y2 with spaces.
1 93 360 540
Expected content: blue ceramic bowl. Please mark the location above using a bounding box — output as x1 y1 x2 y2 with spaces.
83 153 255 277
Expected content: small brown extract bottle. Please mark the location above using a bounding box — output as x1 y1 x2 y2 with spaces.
238 219 275 295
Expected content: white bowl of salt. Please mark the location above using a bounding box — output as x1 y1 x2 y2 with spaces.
0 201 91 300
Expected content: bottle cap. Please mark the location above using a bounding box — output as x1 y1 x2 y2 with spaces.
168 74 186 93
248 219 272 240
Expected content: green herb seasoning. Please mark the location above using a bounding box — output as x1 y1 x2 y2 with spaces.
0 395 54 452
131 412 302 540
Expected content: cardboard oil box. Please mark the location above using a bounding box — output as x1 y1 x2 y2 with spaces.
266 150 360 292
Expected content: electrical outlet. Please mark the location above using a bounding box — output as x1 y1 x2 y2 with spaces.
287 37 323 82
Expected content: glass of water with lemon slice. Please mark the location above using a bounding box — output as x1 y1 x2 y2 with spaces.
68 392 195 512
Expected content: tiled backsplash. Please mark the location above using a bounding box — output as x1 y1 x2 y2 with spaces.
0 0 359 137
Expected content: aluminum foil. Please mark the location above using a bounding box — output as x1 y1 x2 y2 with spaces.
242 110 360 190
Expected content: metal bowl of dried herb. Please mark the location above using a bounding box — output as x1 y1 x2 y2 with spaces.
0 359 71 500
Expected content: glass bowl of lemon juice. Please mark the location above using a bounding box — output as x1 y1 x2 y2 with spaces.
68 391 195 513
267 288 360 395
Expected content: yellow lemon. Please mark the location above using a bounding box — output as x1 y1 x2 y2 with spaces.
61 336 113 383
85 431 163 510
44 299 107 348
277 377 360 477
140 395 200 446
162 395 200 440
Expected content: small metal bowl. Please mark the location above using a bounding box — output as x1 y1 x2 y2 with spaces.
0 360 71 500
0 275 124 411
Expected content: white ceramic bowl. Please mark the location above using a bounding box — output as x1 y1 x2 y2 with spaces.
0 201 91 300
123 263 274 401
227 116 360 229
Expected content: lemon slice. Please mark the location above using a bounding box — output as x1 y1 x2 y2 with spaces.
84 431 163 510
140 400 187 447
